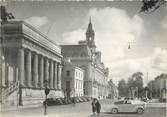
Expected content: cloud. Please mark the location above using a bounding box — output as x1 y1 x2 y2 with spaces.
88 7 143 62
161 7 167 29
151 48 167 71
62 7 167 85
62 29 85 44
62 7 144 62
25 16 49 29
109 48 167 85
161 15 167 29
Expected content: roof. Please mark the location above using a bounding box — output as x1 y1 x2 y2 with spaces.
61 44 92 58
2 21 62 56
64 61 84 72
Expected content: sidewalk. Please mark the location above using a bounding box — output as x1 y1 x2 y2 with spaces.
0 101 92 117
147 102 167 108
0 103 43 112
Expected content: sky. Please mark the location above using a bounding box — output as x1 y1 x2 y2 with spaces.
3 1 167 85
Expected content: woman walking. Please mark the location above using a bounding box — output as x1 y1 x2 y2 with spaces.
95 99 101 115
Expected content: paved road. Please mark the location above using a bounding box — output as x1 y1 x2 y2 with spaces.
1 99 166 117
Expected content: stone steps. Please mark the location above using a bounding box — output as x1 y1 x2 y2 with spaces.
22 97 44 106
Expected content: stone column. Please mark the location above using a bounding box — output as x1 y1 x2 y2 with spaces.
49 60 53 89
18 48 25 86
53 62 57 89
2 61 6 86
39 55 44 88
26 50 32 87
34 53 38 88
14 67 18 82
57 63 62 89
44 57 49 83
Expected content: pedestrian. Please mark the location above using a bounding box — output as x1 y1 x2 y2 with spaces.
91 98 96 115
72 97 76 106
95 99 101 115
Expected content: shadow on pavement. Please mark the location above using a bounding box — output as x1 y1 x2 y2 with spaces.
87 112 138 117
87 114 101 117
101 112 137 115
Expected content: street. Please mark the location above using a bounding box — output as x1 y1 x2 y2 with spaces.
1 99 166 117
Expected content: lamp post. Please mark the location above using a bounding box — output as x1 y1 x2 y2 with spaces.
44 80 50 115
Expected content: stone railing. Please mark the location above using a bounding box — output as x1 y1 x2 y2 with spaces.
2 81 19 97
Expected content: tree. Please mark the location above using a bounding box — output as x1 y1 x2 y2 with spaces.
140 0 166 14
128 72 144 97
118 79 128 97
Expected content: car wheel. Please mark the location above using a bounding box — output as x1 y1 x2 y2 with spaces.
112 108 118 114
137 108 144 114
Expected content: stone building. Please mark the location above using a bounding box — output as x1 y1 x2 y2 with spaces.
148 74 167 99
62 59 84 98
108 82 118 99
0 21 63 106
61 19 109 98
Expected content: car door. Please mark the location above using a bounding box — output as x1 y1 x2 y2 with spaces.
118 100 134 112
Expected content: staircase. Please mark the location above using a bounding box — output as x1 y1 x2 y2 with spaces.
2 81 19 100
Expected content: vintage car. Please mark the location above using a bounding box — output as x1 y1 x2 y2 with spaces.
110 100 146 114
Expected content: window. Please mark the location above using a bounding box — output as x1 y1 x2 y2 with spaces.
66 70 70 76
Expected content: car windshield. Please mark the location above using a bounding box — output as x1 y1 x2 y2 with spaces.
124 100 132 104
114 100 124 104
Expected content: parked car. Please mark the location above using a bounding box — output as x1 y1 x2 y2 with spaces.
141 97 150 102
110 100 146 114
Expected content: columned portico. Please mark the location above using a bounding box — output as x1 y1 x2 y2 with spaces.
2 21 63 106
18 49 62 89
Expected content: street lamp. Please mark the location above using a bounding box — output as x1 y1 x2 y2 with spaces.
44 80 50 115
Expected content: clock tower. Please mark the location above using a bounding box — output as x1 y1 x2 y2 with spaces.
86 17 96 52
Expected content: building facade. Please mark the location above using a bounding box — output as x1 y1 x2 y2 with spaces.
154 74 167 100
62 60 84 98
108 82 118 99
149 74 167 99
0 21 63 106
61 19 109 98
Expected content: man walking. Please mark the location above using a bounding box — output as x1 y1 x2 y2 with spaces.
95 99 101 115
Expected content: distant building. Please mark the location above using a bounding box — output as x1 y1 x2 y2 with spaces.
108 84 118 99
1 21 63 106
154 74 167 99
148 74 167 99
107 82 118 99
62 59 84 98
61 18 109 98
